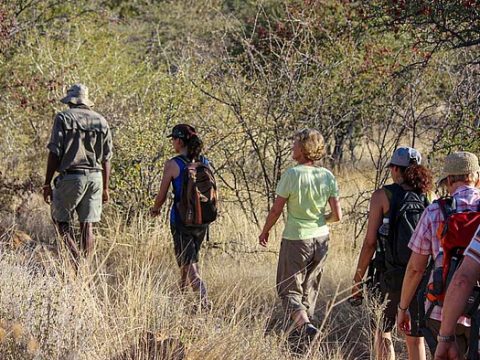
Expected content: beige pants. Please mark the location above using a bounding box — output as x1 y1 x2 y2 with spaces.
276 235 329 318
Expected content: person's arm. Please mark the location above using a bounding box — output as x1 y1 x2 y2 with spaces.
44 114 64 204
102 123 113 204
102 160 111 203
397 251 429 332
258 196 287 247
352 189 385 295
433 256 480 359
150 160 176 216
43 152 60 204
325 196 342 223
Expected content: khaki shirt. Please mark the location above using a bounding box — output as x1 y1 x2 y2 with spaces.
47 106 113 172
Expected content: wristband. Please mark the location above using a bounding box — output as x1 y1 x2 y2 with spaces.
398 304 408 311
437 334 455 343
42 184 51 189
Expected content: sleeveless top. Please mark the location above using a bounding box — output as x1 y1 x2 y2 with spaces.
170 155 209 224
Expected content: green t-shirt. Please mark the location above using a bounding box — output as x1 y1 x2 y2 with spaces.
276 165 339 240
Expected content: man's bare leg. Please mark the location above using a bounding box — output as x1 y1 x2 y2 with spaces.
56 221 80 264
80 222 94 257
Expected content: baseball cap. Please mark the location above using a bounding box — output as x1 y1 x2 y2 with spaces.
167 124 196 140
387 147 422 167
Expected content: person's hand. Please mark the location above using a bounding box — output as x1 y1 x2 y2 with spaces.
434 341 460 360
150 206 161 217
43 185 52 204
397 307 411 334
259 231 269 247
349 281 363 306
351 280 362 296
102 189 110 204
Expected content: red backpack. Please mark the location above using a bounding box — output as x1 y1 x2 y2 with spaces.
419 197 480 358
426 198 480 304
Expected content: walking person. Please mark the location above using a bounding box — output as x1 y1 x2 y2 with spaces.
43 83 113 264
150 124 216 311
258 128 342 340
397 151 480 359
434 224 480 360
351 146 432 360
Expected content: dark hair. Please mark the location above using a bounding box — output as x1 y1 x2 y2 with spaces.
399 164 433 194
184 134 203 161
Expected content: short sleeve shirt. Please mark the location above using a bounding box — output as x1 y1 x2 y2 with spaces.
47 107 113 172
463 225 480 264
276 165 339 240
408 185 480 325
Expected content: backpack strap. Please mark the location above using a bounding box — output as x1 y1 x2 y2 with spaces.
435 197 454 238
175 154 209 165
417 259 438 355
384 183 406 233
175 155 190 164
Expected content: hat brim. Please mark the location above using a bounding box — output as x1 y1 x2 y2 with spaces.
60 96 94 107
436 171 449 187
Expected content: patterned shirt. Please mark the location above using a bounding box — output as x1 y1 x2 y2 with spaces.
408 185 480 325
464 225 480 264
47 106 113 172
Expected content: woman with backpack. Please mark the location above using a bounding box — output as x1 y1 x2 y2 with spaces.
150 124 215 311
351 147 433 360
258 128 342 341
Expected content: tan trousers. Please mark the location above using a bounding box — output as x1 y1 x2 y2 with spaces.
276 235 329 318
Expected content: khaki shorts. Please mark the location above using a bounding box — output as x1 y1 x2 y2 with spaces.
51 172 103 223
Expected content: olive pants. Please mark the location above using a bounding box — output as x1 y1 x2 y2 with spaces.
276 235 329 318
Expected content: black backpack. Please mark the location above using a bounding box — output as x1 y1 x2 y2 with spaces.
380 183 429 292
175 155 218 226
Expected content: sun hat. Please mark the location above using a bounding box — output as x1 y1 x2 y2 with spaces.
167 124 196 140
438 151 480 185
387 146 422 167
60 84 94 107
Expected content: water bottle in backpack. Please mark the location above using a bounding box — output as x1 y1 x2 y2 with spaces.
373 218 389 273
378 217 389 245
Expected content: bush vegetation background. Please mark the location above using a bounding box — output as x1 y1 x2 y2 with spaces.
0 1 478 359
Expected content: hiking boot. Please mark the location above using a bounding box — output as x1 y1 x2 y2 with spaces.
302 323 319 342
201 299 213 312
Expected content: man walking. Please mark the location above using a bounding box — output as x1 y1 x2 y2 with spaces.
43 84 113 262
397 151 480 358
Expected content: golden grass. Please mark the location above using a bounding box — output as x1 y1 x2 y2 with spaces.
0 170 418 359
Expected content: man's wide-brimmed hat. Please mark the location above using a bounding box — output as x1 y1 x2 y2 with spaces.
438 151 480 185
387 146 422 168
60 83 94 107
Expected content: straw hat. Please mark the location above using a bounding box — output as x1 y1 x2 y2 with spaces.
438 151 480 184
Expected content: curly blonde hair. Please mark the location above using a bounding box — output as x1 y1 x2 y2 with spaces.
294 128 326 161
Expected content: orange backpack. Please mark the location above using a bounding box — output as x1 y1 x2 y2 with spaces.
425 198 480 304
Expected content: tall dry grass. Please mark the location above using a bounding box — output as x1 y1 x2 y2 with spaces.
0 171 417 360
